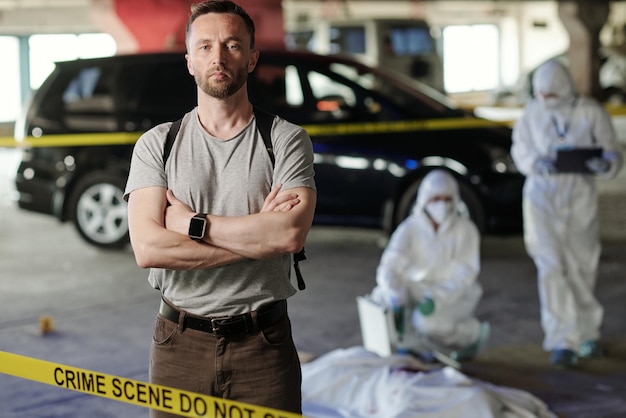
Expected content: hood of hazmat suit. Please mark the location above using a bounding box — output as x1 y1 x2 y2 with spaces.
413 169 462 227
532 59 577 109
374 169 481 308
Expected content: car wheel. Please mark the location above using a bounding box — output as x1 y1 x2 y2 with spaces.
69 172 129 249
393 174 485 234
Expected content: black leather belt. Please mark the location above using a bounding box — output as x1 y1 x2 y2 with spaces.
159 299 286 337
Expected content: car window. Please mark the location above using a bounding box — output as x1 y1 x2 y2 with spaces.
299 62 448 122
251 54 461 125
326 62 447 118
62 65 117 131
285 65 304 106
249 63 306 123
31 62 117 134
62 67 104 104
296 65 399 123
121 58 196 130
308 71 357 108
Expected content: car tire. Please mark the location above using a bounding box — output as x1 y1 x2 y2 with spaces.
393 174 485 235
68 172 129 249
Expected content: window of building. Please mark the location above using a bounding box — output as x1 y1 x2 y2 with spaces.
0 33 116 123
442 24 499 93
387 25 435 56
329 26 366 54
0 36 21 122
29 33 116 90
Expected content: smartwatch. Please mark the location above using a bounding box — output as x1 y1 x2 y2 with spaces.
188 213 207 241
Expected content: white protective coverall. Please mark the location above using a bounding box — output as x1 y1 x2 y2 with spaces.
511 59 623 352
373 169 482 351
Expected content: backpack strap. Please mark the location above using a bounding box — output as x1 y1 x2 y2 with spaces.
165 110 271 167
253 106 275 166
163 118 182 168
253 106 307 290
292 248 307 290
163 109 307 290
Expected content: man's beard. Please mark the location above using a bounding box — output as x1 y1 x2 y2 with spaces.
196 65 248 99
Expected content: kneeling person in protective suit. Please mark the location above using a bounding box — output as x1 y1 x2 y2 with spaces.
371 169 489 361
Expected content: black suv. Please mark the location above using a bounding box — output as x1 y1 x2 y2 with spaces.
14 50 523 248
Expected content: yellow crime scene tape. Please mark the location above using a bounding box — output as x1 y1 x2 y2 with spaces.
2 103 626 149
0 117 510 149
0 131 143 148
0 351 302 418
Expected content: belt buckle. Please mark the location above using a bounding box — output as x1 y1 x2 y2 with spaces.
210 317 229 336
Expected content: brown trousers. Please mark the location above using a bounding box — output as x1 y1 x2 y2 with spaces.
149 310 302 418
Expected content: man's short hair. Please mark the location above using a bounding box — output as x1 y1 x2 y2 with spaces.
186 0 256 49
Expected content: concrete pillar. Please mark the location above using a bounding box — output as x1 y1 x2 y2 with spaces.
557 0 610 98
90 0 285 54
89 0 139 54
113 0 192 52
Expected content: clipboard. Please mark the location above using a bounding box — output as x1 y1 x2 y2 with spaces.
554 147 603 173
356 296 398 357
356 296 462 368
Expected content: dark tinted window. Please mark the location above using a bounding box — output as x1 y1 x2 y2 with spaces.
33 53 454 135
31 55 197 135
253 56 451 123
62 65 117 131
249 63 308 123
121 57 197 131
32 61 117 133
329 26 366 54
387 26 435 56
322 61 452 118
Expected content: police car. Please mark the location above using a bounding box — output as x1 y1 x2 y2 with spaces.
14 50 523 248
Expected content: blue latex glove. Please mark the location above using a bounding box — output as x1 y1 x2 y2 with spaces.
416 297 435 316
585 157 611 174
533 157 557 175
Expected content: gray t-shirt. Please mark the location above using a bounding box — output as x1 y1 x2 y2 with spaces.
124 107 316 316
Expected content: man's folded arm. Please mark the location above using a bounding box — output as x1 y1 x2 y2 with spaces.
127 186 244 270
204 186 316 259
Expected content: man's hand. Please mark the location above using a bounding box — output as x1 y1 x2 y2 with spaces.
164 189 194 236
261 184 301 213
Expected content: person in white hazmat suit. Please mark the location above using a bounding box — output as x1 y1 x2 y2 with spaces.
372 169 489 361
511 59 623 368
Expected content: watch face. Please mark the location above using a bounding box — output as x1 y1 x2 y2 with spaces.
189 216 206 240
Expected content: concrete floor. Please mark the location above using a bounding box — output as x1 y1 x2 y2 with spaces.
1 148 626 417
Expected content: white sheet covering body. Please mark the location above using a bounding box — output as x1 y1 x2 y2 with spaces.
302 347 557 418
